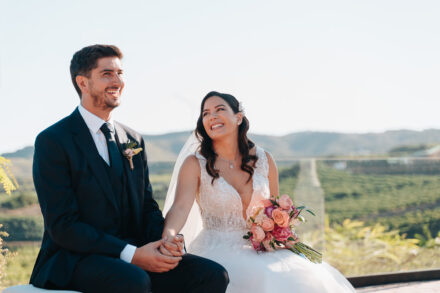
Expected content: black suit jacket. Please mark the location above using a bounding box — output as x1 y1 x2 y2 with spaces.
30 108 164 288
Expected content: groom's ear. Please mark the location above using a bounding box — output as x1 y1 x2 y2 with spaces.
76 75 88 95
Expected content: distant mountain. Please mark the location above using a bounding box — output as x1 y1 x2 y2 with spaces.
1 146 34 159
4 129 440 161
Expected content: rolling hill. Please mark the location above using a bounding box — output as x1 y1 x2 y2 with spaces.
3 129 440 162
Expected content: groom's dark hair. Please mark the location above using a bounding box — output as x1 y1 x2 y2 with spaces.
70 44 123 98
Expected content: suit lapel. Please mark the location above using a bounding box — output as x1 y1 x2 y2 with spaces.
114 122 142 227
69 108 119 212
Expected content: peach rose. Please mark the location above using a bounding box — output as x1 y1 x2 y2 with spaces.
251 225 266 242
278 194 293 210
272 208 290 227
261 217 275 232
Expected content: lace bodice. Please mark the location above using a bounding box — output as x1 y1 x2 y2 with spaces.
194 146 270 232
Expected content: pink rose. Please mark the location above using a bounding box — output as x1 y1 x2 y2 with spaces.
261 217 275 232
262 199 273 207
251 225 266 242
262 239 275 252
262 233 275 252
265 206 275 218
272 225 292 242
250 235 264 251
272 208 290 227
278 194 293 210
265 232 274 241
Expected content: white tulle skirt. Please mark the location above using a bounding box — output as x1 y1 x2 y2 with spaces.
189 229 356 293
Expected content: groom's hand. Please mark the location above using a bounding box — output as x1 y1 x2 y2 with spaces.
131 239 182 272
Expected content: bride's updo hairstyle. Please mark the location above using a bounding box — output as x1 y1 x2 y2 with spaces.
196 91 258 184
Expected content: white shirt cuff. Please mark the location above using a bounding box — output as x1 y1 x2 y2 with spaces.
120 244 137 263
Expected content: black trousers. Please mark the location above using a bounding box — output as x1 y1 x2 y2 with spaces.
69 253 229 293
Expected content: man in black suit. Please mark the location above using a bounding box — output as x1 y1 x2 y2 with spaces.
30 44 229 293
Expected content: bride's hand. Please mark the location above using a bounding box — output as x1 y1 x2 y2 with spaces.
159 236 185 257
131 239 181 272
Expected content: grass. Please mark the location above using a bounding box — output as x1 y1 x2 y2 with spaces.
2 243 39 288
323 219 440 276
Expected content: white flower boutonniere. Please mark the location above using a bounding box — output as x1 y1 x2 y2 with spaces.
123 140 143 170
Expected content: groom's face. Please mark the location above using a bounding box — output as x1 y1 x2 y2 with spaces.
86 57 125 110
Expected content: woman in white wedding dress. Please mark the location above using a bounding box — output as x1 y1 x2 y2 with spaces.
162 91 355 292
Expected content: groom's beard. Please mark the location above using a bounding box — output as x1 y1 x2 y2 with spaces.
90 89 121 111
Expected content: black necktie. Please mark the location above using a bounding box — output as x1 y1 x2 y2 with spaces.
100 122 123 176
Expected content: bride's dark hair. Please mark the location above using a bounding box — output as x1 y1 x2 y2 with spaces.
196 91 258 184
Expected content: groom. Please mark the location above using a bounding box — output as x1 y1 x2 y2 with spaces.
30 44 228 292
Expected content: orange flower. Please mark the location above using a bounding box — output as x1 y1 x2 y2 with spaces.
272 208 290 227
261 217 275 231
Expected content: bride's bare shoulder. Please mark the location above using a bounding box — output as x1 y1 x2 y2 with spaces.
180 155 201 175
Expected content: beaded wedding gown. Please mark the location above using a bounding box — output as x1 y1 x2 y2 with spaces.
187 146 355 293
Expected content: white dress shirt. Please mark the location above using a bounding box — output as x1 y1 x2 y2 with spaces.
78 104 137 263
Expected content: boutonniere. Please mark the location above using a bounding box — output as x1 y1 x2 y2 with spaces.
123 140 143 170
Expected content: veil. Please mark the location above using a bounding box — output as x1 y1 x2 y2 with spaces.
162 131 203 248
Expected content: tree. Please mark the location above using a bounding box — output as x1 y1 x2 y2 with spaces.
0 156 18 289
0 156 18 195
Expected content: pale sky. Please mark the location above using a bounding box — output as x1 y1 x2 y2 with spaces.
1 0 439 153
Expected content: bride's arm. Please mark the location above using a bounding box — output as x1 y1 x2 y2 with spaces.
162 155 201 239
266 151 280 196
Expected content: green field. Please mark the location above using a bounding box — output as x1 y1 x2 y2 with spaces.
318 160 440 241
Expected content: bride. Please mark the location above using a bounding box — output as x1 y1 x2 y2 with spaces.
162 91 355 292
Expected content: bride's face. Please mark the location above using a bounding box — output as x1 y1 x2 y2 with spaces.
202 96 242 141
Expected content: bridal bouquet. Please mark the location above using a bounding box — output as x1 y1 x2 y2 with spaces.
243 194 322 263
